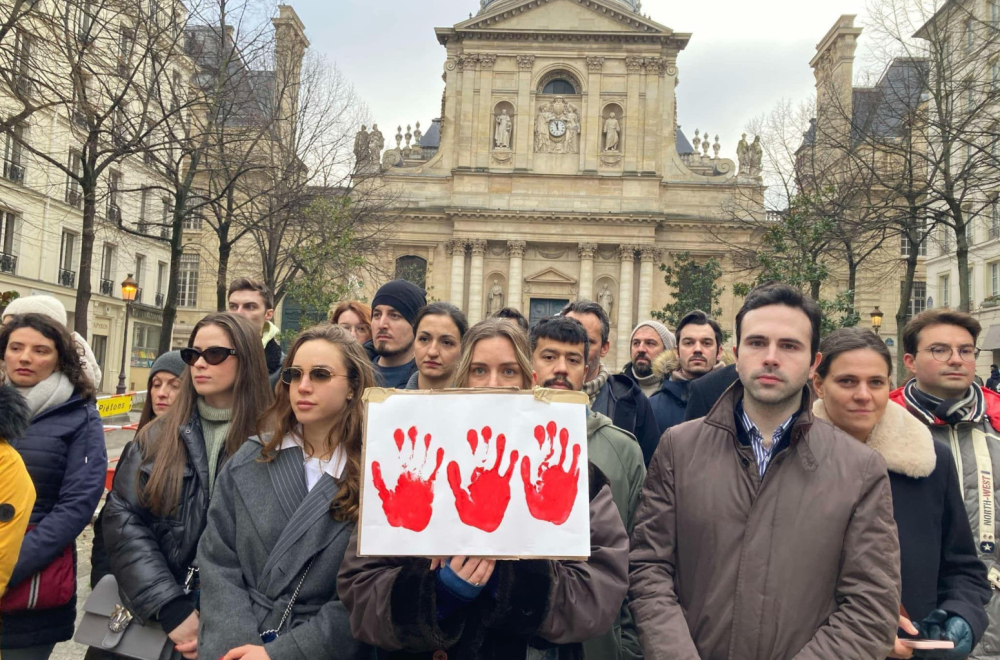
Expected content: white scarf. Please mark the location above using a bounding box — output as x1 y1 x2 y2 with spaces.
17 371 75 419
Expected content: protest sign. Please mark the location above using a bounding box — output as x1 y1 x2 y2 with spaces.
359 388 590 559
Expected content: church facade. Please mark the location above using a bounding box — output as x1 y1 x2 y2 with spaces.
363 0 759 367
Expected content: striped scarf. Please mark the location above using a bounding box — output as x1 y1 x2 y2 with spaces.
583 364 611 403
903 379 986 426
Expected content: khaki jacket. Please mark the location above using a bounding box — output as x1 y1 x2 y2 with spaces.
629 383 901 660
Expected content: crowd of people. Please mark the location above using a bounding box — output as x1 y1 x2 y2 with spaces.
0 276 999 660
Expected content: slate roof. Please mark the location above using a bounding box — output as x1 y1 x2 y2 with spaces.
850 58 928 144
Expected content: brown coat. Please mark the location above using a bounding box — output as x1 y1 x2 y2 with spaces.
337 464 629 660
629 383 901 660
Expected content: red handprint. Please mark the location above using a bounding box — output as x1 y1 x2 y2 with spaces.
447 427 519 532
520 421 581 526
372 426 445 532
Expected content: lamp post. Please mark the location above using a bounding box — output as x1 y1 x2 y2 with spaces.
870 306 884 336
116 273 138 395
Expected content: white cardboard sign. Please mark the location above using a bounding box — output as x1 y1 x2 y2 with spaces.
359 389 591 559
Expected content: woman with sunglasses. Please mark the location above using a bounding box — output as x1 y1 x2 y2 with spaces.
405 303 468 390
812 328 990 659
102 314 271 660
197 325 372 660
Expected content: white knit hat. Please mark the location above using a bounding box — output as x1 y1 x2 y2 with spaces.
630 320 676 351
3 295 69 327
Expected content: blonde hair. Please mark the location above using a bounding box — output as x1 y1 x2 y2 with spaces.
453 317 533 389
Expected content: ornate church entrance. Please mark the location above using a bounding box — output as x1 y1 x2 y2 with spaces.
528 298 569 327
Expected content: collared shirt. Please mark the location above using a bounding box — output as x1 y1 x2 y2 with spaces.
735 401 798 479
279 432 347 491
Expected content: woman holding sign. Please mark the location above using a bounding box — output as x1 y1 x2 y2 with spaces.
102 314 271 660
338 317 630 660
197 324 372 660
812 328 989 659
0 314 106 660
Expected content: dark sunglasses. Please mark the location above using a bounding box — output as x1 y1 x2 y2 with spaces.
280 367 346 385
180 346 237 366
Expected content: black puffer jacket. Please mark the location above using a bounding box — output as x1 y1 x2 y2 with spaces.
102 412 216 630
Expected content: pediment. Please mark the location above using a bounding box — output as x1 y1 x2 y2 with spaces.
457 0 673 35
525 266 578 285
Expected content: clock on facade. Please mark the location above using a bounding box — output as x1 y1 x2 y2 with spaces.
548 119 567 138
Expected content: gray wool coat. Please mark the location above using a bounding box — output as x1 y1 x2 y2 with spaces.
196 438 369 660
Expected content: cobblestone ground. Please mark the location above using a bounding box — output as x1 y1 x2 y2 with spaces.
50 419 137 660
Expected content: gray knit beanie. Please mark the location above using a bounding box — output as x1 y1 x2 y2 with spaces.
630 320 676 351
148 350 186 383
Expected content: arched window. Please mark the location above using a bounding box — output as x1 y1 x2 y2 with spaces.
395 255 427 290
542 79 577 95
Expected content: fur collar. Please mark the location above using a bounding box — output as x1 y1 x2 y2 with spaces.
652 349 730 382
812 398 936 478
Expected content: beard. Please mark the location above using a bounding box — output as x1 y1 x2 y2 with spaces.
682 355 713 378
375 337 414 359
633 358 653 377
542 375 575 390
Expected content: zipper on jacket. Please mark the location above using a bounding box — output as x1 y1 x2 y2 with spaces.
950 426 964 499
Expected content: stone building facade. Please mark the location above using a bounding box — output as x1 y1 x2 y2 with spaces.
366 0 758 368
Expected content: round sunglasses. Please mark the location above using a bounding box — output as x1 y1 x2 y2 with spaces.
280 367 347 385
180 346 237 366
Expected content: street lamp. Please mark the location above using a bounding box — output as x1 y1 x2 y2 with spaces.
116 273 138 395
870 306 884 336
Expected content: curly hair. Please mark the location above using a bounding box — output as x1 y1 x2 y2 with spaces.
0 313 96 399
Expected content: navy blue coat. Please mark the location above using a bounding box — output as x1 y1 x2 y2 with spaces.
592 374 660 466
3 392 107 649
649 377 691 436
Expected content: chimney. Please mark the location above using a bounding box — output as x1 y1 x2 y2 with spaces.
272 5 309 144
809 15 862 143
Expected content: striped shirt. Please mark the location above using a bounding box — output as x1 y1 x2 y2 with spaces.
735 401 798 479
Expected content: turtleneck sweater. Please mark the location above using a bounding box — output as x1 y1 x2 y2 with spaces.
197 398 232 495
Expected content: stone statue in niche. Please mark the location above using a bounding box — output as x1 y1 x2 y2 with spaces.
603 112 621 152
534 97 580 154
598 284 614 317
488 279 504 314
495 109 512 150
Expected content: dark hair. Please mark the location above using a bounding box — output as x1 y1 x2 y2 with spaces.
138 313 273 516
0 313 96 400
816 327 893 379
415 303 469 338
259 324 376 523
735 283 823 356
559 300 610 345
530 316 590 358
493 307 529 332
676 310 724 348
902 309 982 357
228 277 274 311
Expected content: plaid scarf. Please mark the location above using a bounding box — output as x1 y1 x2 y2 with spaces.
583 364 611 403
903 379 986 426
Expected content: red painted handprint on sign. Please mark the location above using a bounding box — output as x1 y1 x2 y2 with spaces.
372 426 445 532
520 421 581 525
447 426 519 532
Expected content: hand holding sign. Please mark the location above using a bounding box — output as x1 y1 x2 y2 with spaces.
447 427 519 532
521 421 581 525
372 426 445 532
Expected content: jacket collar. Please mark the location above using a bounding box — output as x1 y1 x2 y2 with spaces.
181 411 210 492
812 398 936 478
704 381 819 471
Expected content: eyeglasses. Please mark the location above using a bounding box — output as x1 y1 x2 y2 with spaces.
180 346 237 366
919 345 981 363
280 367 347 385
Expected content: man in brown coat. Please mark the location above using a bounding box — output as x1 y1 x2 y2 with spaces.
629 283 901 660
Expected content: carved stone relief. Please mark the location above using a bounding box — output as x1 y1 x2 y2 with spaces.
534 96 581 155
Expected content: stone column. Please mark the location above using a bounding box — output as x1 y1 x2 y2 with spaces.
624 57 644 173
507 240 526 311
615 244 636 369
467 239 488 321
448 240 467 309
578 243 597 300
637 245 659 323
516 55 534 170
585 58 604 172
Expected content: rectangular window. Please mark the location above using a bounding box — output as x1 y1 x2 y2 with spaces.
66 150 82 206
156 261 167 307
13 30 31 81
77 0 93 40
131 322 161 367
941 226 953 255
993 0 1000 27
118 27 133 63
107 171 120 220
903 280 927 317
178 254 199 308
138 188 149 232
182 211 202 230
101 243 115 280
135 253 145 288
940 274 951 307
993 60 1000 91
965 20 974 54
59 231 77 286
0 210 16 274
969 266 975 302
4 122 25 183
161 198 171 238
992 263 999 297
992 199 1000 239
967 218 976 246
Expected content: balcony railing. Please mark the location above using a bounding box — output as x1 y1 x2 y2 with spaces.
0 253 16 274
3 160 24 184
160 225 170 239
107 204 121 224
99 278 114 296
72 108 87 128
58 268 76 287
134 288 143 304
155 292 164 307
14 74 31 97
990 226 999 240
66 187 82 208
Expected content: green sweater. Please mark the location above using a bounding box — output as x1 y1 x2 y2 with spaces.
197 398 232 495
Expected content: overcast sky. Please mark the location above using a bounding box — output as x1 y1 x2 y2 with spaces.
288 0 874 160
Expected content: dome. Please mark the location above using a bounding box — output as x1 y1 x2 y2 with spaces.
479 0 639 13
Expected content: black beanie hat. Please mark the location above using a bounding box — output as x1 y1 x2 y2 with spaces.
371 280 427 326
